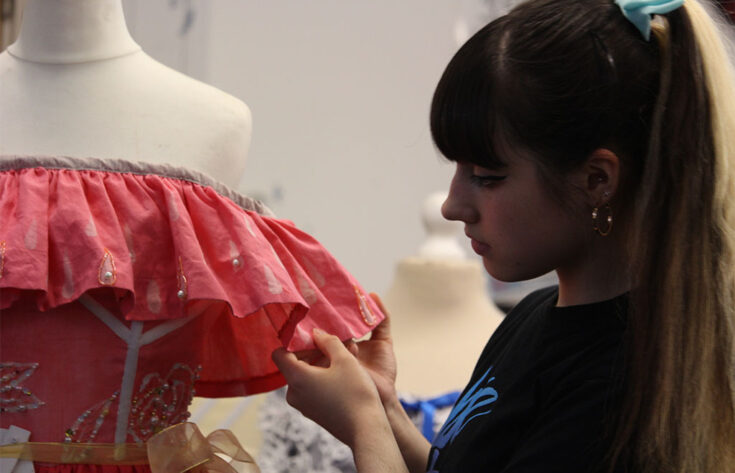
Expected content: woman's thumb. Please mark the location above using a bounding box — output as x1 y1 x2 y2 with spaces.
272 347 303 380
311 328 349 362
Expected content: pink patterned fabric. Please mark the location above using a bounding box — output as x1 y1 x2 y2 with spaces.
0 157 383 467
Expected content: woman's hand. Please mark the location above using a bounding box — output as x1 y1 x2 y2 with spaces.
273 326 410 473
273 295 427 473
353 294 399 404
288 294 399 404
272 327 385 448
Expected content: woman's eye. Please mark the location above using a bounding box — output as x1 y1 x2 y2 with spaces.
469 173 507 187
468 165 507 187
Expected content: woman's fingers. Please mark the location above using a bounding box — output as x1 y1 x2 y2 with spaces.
271 347 307 380
370 292 388 314
311 328 352 364
272 347 323 412
369 293 393 342
271 329 385 447
292 348 322 364
346 339 360 357
273 330 356 381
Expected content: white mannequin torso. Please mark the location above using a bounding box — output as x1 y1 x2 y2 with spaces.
0 2 256 464
0 0 252 187
383 192 504 396
386 258 504 396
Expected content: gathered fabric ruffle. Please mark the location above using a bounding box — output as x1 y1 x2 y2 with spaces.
0 156 383 396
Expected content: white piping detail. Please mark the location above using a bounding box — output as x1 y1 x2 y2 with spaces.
78 294 131 341
78 294 202 443
115 321 143 443
139 316 197 346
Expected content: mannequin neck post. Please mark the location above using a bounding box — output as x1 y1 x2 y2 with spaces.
8 0 141 64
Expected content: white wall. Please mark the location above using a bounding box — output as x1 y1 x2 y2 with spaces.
218 2 464 297
122 0 559 304
123 0 476 295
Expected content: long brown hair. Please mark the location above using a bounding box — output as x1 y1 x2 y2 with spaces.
621 1 735 471
430 0 735 471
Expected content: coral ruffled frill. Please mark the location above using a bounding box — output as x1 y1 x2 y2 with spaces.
0 156 383 397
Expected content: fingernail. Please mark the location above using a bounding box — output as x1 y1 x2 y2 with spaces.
313 328 326 336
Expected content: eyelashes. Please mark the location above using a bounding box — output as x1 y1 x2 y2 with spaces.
469 174 507 187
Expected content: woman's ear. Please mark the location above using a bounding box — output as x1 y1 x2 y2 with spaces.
571 148 621 205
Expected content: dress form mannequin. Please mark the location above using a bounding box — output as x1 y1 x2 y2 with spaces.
384 192 504 396
0 2 387 471
0 0 252 186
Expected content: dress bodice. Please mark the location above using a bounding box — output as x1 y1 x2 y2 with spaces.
0 156 382 455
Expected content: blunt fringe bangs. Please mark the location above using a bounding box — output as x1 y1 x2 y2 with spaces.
430 20 509 170
431 0 660 184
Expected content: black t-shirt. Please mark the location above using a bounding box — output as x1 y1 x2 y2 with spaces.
427 287 627 473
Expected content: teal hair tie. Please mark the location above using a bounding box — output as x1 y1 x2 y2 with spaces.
614 0 685 41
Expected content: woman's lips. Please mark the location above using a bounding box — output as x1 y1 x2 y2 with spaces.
470 238 490 256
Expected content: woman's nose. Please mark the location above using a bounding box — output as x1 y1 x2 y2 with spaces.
442 173 477 224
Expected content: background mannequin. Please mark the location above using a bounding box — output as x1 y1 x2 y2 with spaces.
0 0 252 186
383 191 504 396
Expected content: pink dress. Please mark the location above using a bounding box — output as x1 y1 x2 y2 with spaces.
0 156 383 472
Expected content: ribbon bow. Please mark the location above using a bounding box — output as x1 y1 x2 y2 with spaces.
400 391 461 441
0 423 259 473
614 0 685 41
147 423 260 473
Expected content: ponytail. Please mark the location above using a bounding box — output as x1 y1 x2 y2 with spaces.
611 1 735 471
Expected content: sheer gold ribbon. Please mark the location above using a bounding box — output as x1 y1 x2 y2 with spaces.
0 423 260 473
148 422 260 473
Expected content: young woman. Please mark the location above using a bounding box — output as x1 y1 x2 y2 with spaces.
272 0 735 471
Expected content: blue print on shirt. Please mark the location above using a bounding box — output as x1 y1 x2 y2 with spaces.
427 366 498 472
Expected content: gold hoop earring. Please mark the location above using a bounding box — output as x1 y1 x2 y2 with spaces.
592 204 613 237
